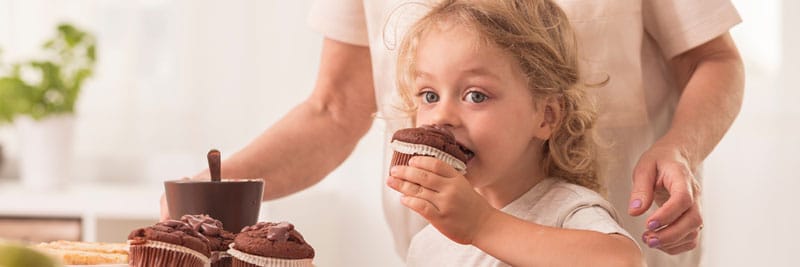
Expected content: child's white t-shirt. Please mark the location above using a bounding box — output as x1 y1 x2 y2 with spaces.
405 178 636 267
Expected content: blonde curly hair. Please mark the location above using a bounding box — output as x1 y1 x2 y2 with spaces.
395 0 601 191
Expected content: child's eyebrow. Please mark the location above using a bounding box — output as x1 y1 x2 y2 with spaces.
414 67 501 81
462 67 501 81
414 71 431 79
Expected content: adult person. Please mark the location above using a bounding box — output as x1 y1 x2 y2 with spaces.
161 1 744 266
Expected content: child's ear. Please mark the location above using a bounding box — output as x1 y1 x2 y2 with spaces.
533 96 561 140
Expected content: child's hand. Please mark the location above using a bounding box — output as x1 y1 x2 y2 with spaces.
387 156 495 245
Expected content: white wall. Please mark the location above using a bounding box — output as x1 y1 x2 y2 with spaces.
0 0 798 266
701 1 800 266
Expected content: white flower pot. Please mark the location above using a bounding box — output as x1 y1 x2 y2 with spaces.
15 115 75 190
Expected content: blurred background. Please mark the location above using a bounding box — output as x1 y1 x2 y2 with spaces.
0 0 797 266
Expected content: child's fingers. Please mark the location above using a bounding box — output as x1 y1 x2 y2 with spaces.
386 176 438 200
401 195 440 219
409 156 460 178
390 164 444 192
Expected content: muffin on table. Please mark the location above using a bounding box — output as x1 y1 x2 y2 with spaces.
228 222 314 267
128 219 211 267
181 214 236 267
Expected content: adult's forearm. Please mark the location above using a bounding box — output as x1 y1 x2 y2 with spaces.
222 100 373 200
665 34 745 168
199 38 376 200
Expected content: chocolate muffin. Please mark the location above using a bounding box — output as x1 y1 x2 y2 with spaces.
390 125 473 173
128 219 211 267
181 214 236 267
228 222 314 267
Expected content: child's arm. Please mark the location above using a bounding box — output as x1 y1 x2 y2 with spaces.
473 209 641 267
388 156 641 267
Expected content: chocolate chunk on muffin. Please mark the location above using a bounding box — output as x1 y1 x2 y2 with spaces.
390 125 473 173
181 214 236 267
228 222 314 267
128 219 211 267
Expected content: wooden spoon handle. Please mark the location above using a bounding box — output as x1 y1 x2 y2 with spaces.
208 149 221 182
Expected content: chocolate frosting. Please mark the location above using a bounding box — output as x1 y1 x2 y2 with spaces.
128 219 211 257
266 222 292 241
234 221 314 259
182 214 223 236
180 214 235 252
391 125 473 162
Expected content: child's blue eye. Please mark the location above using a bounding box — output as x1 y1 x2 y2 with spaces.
422 91 440 103
465 91 487 103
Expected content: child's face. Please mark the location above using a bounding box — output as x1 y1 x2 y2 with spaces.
412 23 552 188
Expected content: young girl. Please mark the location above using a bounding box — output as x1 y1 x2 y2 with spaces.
386 0 642 266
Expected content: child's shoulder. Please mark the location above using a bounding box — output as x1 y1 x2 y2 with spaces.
507 178 620 228
512 178 610 213
540 178 620 221
540 178 606 202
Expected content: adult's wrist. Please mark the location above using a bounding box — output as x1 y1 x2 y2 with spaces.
655 132 701 171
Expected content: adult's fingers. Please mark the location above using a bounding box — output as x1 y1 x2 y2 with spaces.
160 177 191 222
657 230 699 253
629 156 657 216
159 193 170 222
643 204 703 248
659 236 700 255
646 163 698 231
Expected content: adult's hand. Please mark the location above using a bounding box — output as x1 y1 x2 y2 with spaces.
159 193 169 222
159 176 197 221
627 33 743 255
628 141 703 254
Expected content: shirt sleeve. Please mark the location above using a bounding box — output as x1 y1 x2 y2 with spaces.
307 0 370 46
563 205 639 248
643 0 742 58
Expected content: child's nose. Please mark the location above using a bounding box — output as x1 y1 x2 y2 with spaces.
428 100 461 128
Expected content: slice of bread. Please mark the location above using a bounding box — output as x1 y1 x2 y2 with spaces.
34 240 128 265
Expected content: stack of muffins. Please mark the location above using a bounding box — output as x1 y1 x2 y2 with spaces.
128 215 314 267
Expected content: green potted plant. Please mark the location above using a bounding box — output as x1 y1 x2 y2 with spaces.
0 23 96 123
0 23 96 189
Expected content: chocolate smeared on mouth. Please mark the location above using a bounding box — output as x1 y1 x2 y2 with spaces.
458 143 475 163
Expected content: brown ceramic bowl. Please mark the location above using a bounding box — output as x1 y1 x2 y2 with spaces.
164 179 263 233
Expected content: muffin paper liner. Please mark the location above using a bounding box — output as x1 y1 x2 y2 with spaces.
228 244 313 267
128 240 211 267
212 251 233 267
390 140 467 173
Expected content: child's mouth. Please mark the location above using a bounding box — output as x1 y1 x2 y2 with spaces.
457 142 475 164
